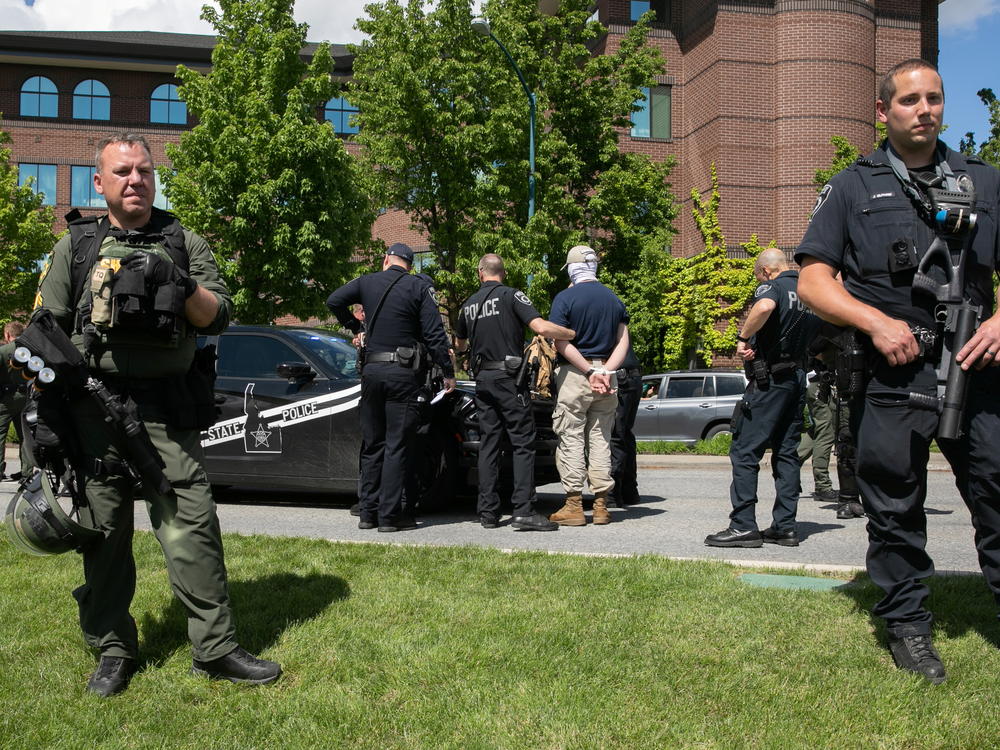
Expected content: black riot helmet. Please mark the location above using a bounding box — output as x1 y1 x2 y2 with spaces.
4 471 100 556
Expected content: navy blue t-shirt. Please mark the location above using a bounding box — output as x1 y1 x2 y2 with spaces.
549 281 628 359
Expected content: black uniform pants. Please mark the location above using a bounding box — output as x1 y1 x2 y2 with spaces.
728 368 806 532
834 395 859 501
358 363 422 525
855 362 1000 637
475 371 536 518
609 372 642 505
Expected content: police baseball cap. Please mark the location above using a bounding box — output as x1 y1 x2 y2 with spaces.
386 242 415 263
560 245 598 270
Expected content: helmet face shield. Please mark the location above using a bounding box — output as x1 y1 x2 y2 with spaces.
4 471 101 556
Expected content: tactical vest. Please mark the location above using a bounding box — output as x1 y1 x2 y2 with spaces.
66 207 190 354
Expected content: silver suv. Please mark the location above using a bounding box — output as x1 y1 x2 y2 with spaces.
634 370 747 443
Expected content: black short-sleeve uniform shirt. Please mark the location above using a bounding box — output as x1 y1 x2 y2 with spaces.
326 266 454 377
794 143 1000 329
455 282 541 363
750 270 818 363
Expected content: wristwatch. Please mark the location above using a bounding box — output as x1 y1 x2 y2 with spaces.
736 335 749 343
584 368 596 378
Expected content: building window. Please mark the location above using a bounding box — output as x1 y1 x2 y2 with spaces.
153 171 173 211
72 79 111 120
18 164 57 205
150 84 187 125
631 86 671 139
71 166 106 208
323 96 359 135
631 0 669 23
20 76 58 118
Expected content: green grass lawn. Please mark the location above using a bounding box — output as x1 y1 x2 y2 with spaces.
2 530 998 750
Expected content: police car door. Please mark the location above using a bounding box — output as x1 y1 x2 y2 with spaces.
203 331 333 482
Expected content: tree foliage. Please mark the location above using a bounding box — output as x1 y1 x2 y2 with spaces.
350 0 676 356
0 125 57 324
164 0 376 323
958 88 999 168
658 165 762 369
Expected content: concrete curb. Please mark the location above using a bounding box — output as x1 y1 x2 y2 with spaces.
637 451 952 471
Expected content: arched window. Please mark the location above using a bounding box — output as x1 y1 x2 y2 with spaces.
73 79 111 120
20 76 58 118
150 84 187 125
323 96 359 135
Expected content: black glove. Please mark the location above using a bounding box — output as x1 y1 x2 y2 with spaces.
122 251 197 298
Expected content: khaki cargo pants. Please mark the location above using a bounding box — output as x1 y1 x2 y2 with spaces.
552 365 618 496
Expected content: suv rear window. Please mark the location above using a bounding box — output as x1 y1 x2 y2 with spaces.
715 374 746 396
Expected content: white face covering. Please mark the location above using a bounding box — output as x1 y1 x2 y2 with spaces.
568 261 598 285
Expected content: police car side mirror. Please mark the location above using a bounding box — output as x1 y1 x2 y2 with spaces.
277 361 316 382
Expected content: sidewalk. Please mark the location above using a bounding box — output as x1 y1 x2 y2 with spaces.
636 451 952 471
3 445 956 471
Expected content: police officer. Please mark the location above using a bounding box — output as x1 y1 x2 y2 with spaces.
9 133 281 697
705 248 818 549
548 245 630 526
798 59 1000 683
607 343 642 508
797 367 837 502
326 243 456 532
0 321 31 481
454 253 574 530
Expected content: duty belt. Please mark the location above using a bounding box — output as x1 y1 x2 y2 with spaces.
478 360 508 371
622 367 641 378
366 351 402 364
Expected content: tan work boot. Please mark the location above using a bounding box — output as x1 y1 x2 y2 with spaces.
549 493 586 526
592 494 611 525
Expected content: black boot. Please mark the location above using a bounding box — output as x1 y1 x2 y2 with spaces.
192 646 282 685
888 634 946 684
87 655 137 697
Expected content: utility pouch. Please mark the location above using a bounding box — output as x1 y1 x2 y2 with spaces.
503 355 523 377
750 358 769 390
162 344 219 430
355 343 367 375
152 281 186 337
89 266 115 327
396 346 417 369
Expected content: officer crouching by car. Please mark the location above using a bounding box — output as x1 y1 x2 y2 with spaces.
454 253 575 530
2 133 281 697
705 248 819 549
326 243 456 532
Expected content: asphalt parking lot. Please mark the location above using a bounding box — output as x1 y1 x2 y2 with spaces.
2 447 978 576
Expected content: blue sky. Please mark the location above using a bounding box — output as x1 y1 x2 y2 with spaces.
2 0 997 145
938 1 1000 148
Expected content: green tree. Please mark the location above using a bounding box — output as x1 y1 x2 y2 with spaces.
960 88 999 168
0 126 57 323
659 165 761 369
350 0 676 355
164 0 375 323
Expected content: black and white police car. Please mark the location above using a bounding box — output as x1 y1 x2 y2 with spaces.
198 325 557 504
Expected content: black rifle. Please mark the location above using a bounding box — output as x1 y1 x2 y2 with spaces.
907 185 980 440
15 308 174 497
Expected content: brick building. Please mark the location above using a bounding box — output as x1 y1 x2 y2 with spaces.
1 0 938 274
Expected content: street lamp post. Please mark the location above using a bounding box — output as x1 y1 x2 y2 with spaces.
471 17 536 221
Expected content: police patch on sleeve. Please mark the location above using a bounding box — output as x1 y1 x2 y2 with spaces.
514 291 532 306
810 184 832 220
754 284 772 298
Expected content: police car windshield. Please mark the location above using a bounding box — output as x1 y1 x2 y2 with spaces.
285 330 358 379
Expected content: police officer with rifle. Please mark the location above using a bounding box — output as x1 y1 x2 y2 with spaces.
2 133 282 697
454 253 574 530
798 60 1000 684
705 248 818 549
